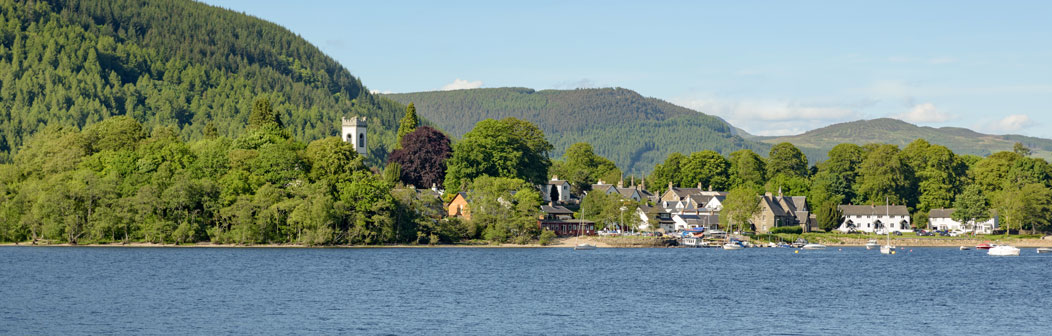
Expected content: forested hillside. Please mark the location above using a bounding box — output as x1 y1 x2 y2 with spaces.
0 0 406 164
384 88 767 175
762 118 1052 163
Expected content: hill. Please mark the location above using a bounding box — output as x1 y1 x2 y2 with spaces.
384 87 768 174
0 0 406 164
760 118 1052 162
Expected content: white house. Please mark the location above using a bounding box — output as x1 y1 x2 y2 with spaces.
541 176 572 204
672 212 719 231
929 208 999 234
837 205 912 233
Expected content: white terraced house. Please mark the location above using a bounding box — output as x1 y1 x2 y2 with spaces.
837 204 912 233
928 208 998 234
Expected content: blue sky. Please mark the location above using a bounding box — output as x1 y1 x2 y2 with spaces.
200 0 1051 137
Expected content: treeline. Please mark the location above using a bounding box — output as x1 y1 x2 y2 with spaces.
384 87 768 175
647 141 1052 233
0 0 406 165
0 100 463 245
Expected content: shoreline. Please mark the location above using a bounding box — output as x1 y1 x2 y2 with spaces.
3 236 1051 248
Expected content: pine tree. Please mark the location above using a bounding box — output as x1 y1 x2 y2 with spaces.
396 103 419 147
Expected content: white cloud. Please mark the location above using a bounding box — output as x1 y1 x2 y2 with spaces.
676 98 861 122
440 78 483 91
893 102 953 123
672 96 868 136
989 114 1035 133
554 79 597 89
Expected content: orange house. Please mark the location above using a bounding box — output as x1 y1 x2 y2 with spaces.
446 192 471 220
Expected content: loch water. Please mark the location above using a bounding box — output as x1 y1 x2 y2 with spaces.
1 246 1050 335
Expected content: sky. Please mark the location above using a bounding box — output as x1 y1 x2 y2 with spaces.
199 0 1052 137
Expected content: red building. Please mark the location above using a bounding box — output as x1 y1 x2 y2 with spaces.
539 205 595 236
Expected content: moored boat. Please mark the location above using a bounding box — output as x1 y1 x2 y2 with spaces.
574 243 596 250
988 245 1020 256
977 243 993 250
960 246 972 250
865 240 880 250
802 243 826 250
723 243 744 250
1037 247 1052 254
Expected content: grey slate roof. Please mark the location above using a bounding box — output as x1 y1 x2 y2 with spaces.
840 205 910 216
541 205 574 215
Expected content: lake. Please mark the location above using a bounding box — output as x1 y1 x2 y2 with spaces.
1 246 1050 335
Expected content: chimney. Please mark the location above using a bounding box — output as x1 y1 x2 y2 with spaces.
668 181 674 191
552 175 559 181
697 182 703 189
777 187 783 197
640 176 646 191
708 185 713 192
617 178 624 188
631 176 635 187
765 192 773 197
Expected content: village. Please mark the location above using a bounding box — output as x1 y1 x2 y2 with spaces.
436 174 1003 249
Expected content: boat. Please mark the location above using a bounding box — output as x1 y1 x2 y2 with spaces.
976 243 993 250
802 243 827 250
573 201 596 251
988 245 1020 256
865 239 880 250
723 242 744 250
574 243 596 250
959 246 972 250
1037 247 1052 254
879 197 896 255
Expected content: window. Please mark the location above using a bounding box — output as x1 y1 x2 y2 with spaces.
358 133 365 147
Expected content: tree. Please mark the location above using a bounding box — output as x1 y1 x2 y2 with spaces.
304 137 365 185
248 97 282 129
649 152 686 190
396 103 419 146
815 200 843 232
549 142 621 194
767 143 808 179
719 187 761 233
387 126 452 189
993 183 1052 235
443 118 553 191
951 184 990 232
855 144 912 205
728 149 766 191
1014 142 1032 157
465 176 541 243
678 150 729 191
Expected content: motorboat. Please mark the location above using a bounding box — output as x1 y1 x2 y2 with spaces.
723 243 744 250
988 245 1020 256
1036 247 1052 254
960 246 972 250
802 243 827 250
976 243 993 250
865 240 880 250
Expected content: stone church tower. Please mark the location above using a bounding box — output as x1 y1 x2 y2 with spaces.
341 116 367 156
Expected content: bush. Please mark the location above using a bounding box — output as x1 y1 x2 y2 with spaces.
538 229 557 246
770 226 803 234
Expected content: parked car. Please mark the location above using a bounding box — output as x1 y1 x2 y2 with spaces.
893 231 903 236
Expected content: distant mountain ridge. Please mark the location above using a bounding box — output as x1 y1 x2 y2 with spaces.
383 88 768 175
759 118 1052 162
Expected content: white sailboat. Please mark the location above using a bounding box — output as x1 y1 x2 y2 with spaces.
880 197 896 255
574 197 596 250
